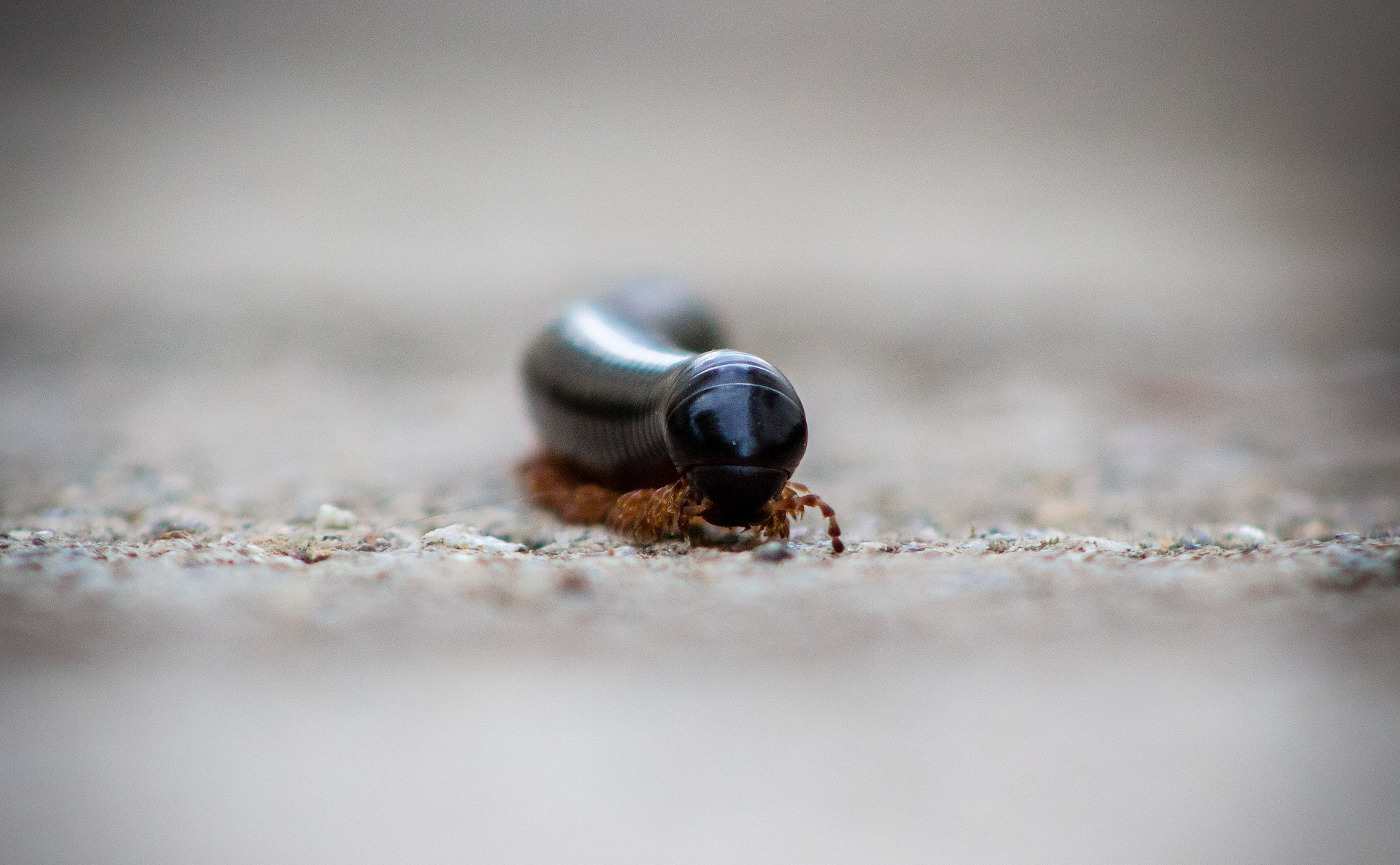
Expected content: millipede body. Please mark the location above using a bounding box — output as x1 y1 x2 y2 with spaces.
521 283 843 552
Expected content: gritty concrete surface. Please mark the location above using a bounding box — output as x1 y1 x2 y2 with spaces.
3 350 1399 865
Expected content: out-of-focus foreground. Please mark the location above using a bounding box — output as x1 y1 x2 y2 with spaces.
3 3 1399 863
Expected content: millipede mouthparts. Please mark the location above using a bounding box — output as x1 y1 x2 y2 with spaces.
520 281 843 553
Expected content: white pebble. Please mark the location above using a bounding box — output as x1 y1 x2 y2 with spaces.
1221 525 1270 549
422 525 526 553
314 504 358 532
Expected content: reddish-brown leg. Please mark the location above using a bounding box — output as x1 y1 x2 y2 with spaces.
606 478 707 544
520 453 706 545
518 452 622 524
523 454 841 553
760 483 844 553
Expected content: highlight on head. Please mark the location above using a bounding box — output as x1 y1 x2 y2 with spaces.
663 351 808 480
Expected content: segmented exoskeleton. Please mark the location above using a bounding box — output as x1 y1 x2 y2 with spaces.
520 282 842 552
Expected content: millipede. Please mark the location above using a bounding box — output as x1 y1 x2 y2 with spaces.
519 281 843 553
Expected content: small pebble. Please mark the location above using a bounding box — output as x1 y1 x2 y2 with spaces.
752 541 793 562
314 504 358 533
1220 525 1270 550
422 525 526 553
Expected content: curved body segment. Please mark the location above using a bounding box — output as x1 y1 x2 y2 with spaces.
523 301 695 489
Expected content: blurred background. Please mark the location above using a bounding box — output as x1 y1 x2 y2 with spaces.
4 0 1399 533
3 0 1397 373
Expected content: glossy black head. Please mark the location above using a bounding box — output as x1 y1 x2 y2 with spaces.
664 351 808 526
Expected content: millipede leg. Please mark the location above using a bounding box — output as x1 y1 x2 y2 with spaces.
606 477 704 544
760 484 843 553
796 491 844 554
525 453 842 553
520 452 622 524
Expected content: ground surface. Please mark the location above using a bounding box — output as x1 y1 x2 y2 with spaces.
3 346 1399 864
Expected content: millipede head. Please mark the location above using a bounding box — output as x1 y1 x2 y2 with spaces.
664 351 809 529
